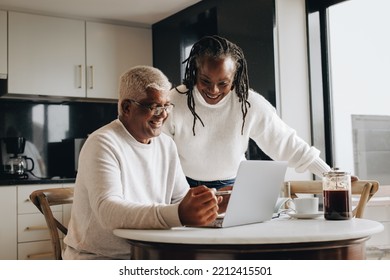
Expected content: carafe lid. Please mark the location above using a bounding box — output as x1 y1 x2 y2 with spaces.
323 167 350 176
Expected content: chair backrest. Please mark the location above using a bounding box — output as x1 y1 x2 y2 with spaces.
29 187 74 260
283 180 379 218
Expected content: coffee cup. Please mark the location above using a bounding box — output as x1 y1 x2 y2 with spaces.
293 197 319 214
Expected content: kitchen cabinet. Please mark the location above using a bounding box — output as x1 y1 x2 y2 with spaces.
8 11 152 100
0 183 73 260
0 186 17 260
0 10 7 78
17 183 74 260
86 22 152 99
8 12 86 98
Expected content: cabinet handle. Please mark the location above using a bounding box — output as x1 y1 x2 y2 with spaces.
89 65 94 89
77 65 83 88
27 252 54 260
25 225 48 231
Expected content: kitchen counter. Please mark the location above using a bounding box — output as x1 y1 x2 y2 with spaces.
0 177 75 186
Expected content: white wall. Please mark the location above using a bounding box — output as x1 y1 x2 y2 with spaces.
274 0 313 180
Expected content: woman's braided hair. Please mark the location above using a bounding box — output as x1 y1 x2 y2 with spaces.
178 35 251 135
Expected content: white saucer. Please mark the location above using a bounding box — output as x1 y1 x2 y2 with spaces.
288 211 323 219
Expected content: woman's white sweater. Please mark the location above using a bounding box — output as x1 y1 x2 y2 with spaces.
163 85 330 181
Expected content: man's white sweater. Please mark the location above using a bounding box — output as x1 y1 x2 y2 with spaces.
64 119 188 259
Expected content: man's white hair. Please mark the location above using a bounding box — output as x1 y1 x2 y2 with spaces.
118 65 171 116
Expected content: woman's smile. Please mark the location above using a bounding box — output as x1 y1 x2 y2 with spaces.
205 92 223 100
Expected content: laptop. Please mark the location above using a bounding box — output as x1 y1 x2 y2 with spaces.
202 160 287 228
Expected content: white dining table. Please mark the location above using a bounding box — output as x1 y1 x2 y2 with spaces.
113 216 384 260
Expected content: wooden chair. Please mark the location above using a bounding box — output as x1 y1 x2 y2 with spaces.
283 180 379 218
29 187 74 260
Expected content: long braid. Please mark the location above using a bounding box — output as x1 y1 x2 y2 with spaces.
177 43 205 134
180 35 251 135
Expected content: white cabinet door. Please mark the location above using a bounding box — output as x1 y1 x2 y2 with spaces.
0 10 7 78
18 212 63 243
0 186 17 260
16 184 68 260
8 12 85 97
18 240 54 260
86 22 152 99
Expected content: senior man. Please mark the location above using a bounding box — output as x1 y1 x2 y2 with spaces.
63 65 220 259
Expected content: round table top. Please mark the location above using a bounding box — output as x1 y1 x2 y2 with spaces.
113 217 384 245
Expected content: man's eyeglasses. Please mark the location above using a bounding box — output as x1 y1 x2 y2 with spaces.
128 99 174 116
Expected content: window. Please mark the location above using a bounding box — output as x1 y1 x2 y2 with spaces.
307 0 390 183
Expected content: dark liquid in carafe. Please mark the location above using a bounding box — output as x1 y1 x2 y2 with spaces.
323 189 352 220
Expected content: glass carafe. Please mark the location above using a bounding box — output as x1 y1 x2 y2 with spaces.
322 168 352 220
6 156 26 175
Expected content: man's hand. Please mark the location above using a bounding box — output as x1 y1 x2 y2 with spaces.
178 185 221 226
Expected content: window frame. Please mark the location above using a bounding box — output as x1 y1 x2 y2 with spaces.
306 0 350 167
